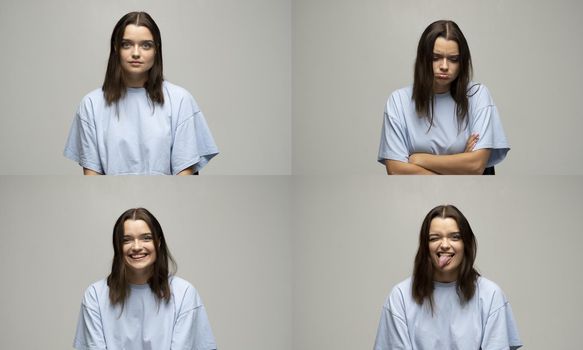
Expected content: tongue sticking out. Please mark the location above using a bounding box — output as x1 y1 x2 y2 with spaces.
439 255 452 268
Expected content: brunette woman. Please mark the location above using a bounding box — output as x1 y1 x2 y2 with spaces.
374 205 522 349
64 12 218 175
378 20 509 174
73 208 216 349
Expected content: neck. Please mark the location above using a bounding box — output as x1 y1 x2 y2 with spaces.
123 74 147 88
127 270 152 285
433 271 458 283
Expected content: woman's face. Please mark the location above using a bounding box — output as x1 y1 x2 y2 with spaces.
122 219 157 284
432 37 460 93
428 217 464 282
119 24 156 86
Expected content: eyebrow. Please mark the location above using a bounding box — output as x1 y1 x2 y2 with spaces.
123 233 153 238
432 53 460 57
121 39 155 44
429 231 461 237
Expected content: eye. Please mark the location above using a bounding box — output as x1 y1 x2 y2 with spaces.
121 41 132 49
448 56 459 62
451 233 462 240
141 42 154 50
123 237 132 243
143 235 153 241
432 55 440 61
429 236 439 242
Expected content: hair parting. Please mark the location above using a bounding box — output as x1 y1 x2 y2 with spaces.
102 11 164 107
412 20 474 132
107 208 177 315
412 204 480 314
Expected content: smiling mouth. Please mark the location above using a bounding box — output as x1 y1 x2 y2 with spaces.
129 253 148 260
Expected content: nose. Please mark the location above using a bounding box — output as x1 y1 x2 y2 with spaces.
439 58 448 71
131 44 140 59
439 238 451 249
131 238 142 250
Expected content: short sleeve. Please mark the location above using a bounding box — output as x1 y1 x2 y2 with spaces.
470 87 510 168
171 95 219 174
374 288 413 350
481 287 523 349
63 98 103 173
73 286 107 350
378 93 411 164
171 286 217 350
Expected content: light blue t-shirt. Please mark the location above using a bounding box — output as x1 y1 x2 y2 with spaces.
64 81 219 175
378 84 509 168
374 276 522 350
73 276 217 350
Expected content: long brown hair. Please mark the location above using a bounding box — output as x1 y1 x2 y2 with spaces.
412 20 474 131
102 12 164 105
107 208 176 312
412 205 479 312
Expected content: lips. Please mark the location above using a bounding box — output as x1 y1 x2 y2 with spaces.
437 252 454 268
129 253 148 260
436 74 449 79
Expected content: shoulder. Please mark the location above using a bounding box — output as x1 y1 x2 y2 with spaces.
385 86 414 117
82 279 109 305
162 81 201 114
388 86 413 103
163 81 193 99
476 276 508 305
170 275 203 307
170 276 198 295
467 82 495 105
77 88 106 114
387 277 413 302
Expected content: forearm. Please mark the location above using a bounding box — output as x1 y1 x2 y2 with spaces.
83 168 103 175
409 149 491 175
177 166 196 175
385 160 439 175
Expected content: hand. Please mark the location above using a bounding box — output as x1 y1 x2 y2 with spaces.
408 153 420 164
464 133 479 152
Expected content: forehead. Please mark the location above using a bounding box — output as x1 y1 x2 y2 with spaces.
433 37 459 54
428 217 459 233
123 219 152 236
122 24 154 41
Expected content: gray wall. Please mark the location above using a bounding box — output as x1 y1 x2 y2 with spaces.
293 176 583 349
0 177 292 350
0 0 291 175
293 0 583 174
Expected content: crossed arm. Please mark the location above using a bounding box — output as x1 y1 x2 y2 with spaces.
385 134 491 175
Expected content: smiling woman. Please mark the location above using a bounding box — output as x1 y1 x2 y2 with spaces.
378 20 510 175
374 205 522 350
64 12 219 175
73 208 217 350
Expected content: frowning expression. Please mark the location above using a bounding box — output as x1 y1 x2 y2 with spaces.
432 37 460 93
429 217 464 282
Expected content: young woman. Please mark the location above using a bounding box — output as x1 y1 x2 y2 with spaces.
64 12 218 175
374 205 522 349
73 208 217 350
378 20 509 175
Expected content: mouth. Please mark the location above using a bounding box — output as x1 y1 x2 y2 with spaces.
129 61 143 66
128 253 148 261
437 252 454 268
436 74 449 80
